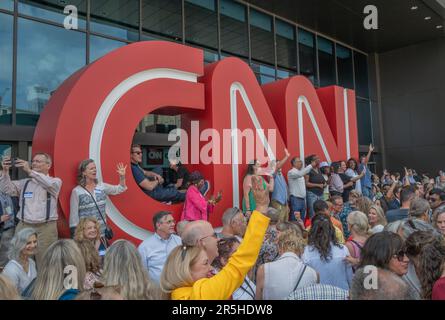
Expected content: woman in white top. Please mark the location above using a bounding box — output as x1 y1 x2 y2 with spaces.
2 228 37 294
70 159 127 238
368 204 387 234
256 222 318 300
346 158 362 194
212 237 256 300
302 214 353 291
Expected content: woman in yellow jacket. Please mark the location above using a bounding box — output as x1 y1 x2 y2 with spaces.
160 176 270 300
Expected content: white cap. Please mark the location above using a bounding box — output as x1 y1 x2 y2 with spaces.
319 161 330 168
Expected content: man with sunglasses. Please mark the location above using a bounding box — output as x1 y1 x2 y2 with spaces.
138 211 181 284
130 144 186 203
428 188 445 211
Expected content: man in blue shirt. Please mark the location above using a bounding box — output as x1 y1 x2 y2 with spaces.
359 144 374 199
138 211 182 284
131 144 185 203
271 149 290 222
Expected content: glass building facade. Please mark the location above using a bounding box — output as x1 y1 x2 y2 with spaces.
0 0 374 163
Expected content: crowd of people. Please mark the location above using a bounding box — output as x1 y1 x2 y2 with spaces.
1 143 445 300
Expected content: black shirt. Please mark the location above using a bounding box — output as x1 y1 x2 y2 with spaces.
307 169 324 196
175 165 190 190
339 173 354 203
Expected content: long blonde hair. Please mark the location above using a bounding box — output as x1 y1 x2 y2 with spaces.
0 275 21 300
160 245 202 297
74 217 101 242
32 239 86 300
102 240 160 300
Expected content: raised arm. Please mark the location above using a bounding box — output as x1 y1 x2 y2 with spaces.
276 149 290 170
363 144 374 165
187 176 270 300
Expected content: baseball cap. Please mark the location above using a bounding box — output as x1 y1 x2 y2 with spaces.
319 162 330 168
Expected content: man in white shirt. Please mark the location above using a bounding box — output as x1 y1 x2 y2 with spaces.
0 154 61 269
138 211 181 284
287 157 316 221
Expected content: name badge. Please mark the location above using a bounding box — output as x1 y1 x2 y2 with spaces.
94 189 101 195
24 192 33 199
5 206 12 215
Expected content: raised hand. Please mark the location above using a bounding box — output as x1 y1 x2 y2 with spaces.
1 156 12 172
284 148 290 158
116 163 127 177
14 158 31 174
252 175 270 213
369 144 375 153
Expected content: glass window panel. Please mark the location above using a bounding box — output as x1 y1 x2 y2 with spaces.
318 36 336 87
276 19 297 70
204 50 218 64
220 0 248 57
356 98 373 145
336 44 354 89
249 9 274 64
0 0 13 11
251 62 275 77
16 18 86 126
0 13 13 125
90 0 139 41
298 28 317 85
0 144 12 158
142 0 182 40
277 69 295 79
354 51 369 98
185 0 217 49
90 35 126 63
19 0 87 29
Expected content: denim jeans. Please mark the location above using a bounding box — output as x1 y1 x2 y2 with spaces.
289 195 306 221
362 186 373 200
147 186 186 203
306 191 323 220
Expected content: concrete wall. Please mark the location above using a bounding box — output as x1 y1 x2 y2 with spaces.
378 37 445 176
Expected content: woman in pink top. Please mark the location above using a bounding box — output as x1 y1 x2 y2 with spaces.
181 171 221 221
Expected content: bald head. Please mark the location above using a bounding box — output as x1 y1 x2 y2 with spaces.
181 220 212 245
181 220 219 263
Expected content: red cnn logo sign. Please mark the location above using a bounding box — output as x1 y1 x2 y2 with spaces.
33 41 358 244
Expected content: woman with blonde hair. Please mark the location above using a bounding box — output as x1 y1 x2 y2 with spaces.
432 206 445 236
368 204 387 234
76 240 102 290
160 176 270 300
0 274 21 300
30 239 86 300
345 211 371 269
102 240 160 300
256 224 317 300
74 216 107 259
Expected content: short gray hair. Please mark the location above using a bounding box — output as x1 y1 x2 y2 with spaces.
398 219 438 240
409 198 430 219
8 228 37 261
221 208 242 226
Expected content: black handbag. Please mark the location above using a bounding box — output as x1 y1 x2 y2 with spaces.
81 186 114 241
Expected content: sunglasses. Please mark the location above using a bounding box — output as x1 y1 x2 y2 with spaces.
393 249 407 262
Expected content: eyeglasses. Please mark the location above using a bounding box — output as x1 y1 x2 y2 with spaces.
199 232 218 242
162 219 175 225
